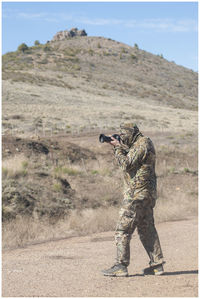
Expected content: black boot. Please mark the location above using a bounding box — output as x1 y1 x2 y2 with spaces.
143 263 164 276
102 264 128 277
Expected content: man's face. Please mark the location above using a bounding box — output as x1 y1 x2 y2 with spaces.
120 128 132 145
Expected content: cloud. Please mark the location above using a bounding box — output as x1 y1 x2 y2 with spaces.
79 17 197 33
124 18 198 32
2 9 197 33
77 17 123 26
18 12 47 19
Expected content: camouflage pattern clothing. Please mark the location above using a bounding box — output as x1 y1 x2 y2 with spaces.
113 123 164 267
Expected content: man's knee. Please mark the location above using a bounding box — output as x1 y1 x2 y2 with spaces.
137 216 157 243
115 230 131 244
115 208 137 244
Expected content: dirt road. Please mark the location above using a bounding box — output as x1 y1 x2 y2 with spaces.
2 217 198 297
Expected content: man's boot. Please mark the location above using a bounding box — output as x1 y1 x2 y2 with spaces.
143 263 164 276
102 264 128 277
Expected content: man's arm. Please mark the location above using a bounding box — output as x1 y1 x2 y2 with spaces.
110 137 144 172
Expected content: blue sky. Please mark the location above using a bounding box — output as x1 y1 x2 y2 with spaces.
2 1 198 71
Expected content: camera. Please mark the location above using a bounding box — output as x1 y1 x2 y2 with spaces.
99 134 121 143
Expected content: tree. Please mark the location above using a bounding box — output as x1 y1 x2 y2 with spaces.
134 43 139 50
18 43 28 53
34 40 40 46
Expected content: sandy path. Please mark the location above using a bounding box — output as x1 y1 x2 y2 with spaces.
2 217 198 297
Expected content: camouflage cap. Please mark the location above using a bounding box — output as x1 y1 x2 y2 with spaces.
120 123 139 132
119 123 140 146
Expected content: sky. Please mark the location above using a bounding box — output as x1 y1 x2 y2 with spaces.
2 1 198 71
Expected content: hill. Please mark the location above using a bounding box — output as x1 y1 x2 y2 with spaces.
2 32 198 137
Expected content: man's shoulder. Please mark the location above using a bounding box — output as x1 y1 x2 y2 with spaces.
131 135 155 151
136 135 152 145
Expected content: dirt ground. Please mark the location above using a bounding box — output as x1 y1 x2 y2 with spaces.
2 216 198 297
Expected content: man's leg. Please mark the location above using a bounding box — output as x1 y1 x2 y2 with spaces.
137 203 164 268
102 199 138 276
115 199 138 267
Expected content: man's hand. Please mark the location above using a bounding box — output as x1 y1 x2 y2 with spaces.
110 136 120 147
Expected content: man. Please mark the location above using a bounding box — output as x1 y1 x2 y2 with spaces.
102 123 165 277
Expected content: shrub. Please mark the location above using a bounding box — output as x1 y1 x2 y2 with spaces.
91 170 99 175
34 40 40 46
88 49 94 56
63 48 77 56
22 161 28 169
2 155 28 179
54 166 81 176
130 53 137 61
103 51 111 56
43 45 52 52
134 43 139 49
53 183 62 192
121 47 128 54
18 43 29 53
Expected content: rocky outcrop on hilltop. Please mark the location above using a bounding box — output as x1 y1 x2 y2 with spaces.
52 27 87 42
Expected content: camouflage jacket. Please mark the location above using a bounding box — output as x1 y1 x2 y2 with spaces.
114 133 157 201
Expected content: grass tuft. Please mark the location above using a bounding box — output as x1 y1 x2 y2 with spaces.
2 155 29 178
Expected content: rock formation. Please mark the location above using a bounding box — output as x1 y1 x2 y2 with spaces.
52 28 87 42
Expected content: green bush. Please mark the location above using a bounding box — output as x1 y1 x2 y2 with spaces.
54 166 81 176
18 43 29 53
91 170 99 175
88 49 94 56
22 161 28 169
121 47 127 54
134 43 139 49
53 183 62 192
34 40 40 46
63 48 77 56
130 53 137 61
43 45 52 52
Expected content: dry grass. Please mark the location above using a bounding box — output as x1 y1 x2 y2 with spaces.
2 154 28 178
2 133 198 249
2 142 198 250
2 207 118 250
2 36 198 138
2 77 198 137
155 192 197 223
2 127 198 250
2 187 197 250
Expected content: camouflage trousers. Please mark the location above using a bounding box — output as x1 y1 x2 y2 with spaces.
115 196 164 267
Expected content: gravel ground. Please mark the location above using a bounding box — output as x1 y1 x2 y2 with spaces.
2 217 198 297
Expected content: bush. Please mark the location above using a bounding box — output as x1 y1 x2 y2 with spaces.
2 155 28 179
130 53 137 61
34 40 40 46
54 166 81 176
134 43 139 50
121 47 128 54
43 45 52 52
18 43 29 53
88 49 94 56
2 180 36 221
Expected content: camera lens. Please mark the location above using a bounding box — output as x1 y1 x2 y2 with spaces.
99 134 105 143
